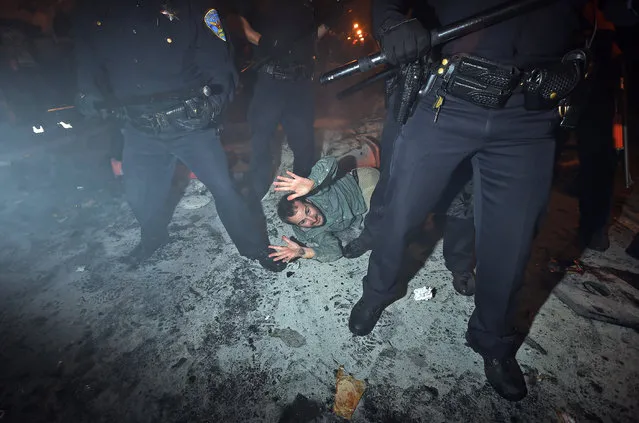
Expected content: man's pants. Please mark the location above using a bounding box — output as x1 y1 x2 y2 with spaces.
248 72 315 199
122 126 269 258
363 93 475 274
365 91 557 359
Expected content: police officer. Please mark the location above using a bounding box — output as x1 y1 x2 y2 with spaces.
73 0 285 272
235 0 340 201
349 0 592 401
342 0 476 295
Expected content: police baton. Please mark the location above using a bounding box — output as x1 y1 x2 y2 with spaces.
320 0 557 85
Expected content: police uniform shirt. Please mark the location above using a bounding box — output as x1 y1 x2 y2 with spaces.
74 0 236 102
235 0 316 66
373 0 591 68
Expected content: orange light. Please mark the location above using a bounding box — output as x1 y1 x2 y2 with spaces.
356 29 362 35
353 23 359 29
347 36 351 40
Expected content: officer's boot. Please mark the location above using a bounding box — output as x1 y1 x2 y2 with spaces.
343 231 374 259
625 232 639 260
348 284 394 336
579 226 610 252
256 252 287 272
123 230 170 266
451 271 475 296
465 332 527 402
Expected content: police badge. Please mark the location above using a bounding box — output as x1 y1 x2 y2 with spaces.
204 9 226 41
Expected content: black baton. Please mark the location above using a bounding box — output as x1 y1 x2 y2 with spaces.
320 0 557 85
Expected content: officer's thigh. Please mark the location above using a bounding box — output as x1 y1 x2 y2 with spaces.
121 128 177 221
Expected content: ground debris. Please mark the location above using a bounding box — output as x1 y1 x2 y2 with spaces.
333 366 365 420
270 327 307 348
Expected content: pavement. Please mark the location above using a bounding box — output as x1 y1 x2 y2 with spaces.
0 113 638 423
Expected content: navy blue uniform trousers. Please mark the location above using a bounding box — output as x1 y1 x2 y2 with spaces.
248 72 316 199
122 126 268 258
364 90 558 358
363 93 475 274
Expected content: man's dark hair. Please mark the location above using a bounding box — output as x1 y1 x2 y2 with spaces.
277 196 298 224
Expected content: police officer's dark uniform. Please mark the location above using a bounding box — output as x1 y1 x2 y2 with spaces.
73 0 284 272
235 0 319 201
349 0 592 401
342 0 476 296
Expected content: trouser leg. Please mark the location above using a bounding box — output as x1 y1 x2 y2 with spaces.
364 96 476 305
248 74 285 199
443 216 475 273
281 78 315 177
468 105 556 359
122 127 176 243
361 94 401 242
173 129 269 258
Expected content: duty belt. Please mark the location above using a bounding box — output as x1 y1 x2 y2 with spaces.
259 63 313 81
426 51 590 111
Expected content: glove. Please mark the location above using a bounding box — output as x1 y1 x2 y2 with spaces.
256 33 291 58
380 19 431 66
74 92 101 118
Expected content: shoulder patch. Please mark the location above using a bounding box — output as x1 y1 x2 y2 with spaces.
204 9 226 41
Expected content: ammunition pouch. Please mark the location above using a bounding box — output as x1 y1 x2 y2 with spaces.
438 54 520 109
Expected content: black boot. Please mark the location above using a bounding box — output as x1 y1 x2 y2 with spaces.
465 332 527 401
348 297 388 336
343 235 373 259
256 252 287 273
122 233 170 266
579 227 610 252
452 271 476 296
626 232 639 260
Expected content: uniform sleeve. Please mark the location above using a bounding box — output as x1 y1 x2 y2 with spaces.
294 228 343 263
372 0 411 39
307 156 339 189
192 3 238 100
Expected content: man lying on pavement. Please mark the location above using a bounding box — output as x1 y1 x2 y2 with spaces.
270 156 379 263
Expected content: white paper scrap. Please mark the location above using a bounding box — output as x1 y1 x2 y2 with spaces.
414 286 434 301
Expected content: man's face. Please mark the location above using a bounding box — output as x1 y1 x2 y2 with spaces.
288 200 325 228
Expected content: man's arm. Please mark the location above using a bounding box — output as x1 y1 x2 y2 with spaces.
239 15 261 45
294 229 343 263
307 156 339 191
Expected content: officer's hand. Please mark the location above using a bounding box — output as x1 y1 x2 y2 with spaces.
273 171 315 200
380 19 431 66
74 92 101 118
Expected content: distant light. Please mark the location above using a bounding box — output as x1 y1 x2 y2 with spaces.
347 36 351 40
166 37 173 44
353 23 359 29
96 21 102 26
356 29 362 35
58 121 73 129
33 125 44 134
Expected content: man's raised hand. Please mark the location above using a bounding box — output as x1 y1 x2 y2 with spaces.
273 171 315 200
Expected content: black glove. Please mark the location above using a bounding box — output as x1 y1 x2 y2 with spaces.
74 92 101 118
256 33 291 58
380 19 431 66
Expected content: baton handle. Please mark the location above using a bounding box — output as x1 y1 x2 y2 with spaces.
320 0 555 85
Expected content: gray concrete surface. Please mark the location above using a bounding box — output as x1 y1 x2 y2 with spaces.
0 119 638 423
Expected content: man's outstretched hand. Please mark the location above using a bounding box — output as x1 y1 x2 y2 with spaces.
273 171 315 200
269 236 305 263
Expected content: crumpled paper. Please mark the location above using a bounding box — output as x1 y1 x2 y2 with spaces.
333 366 365 420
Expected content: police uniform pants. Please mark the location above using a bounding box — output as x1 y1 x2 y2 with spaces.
364 91 557 359
363 96 475 275
248 72 316 199
122 126 269 258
